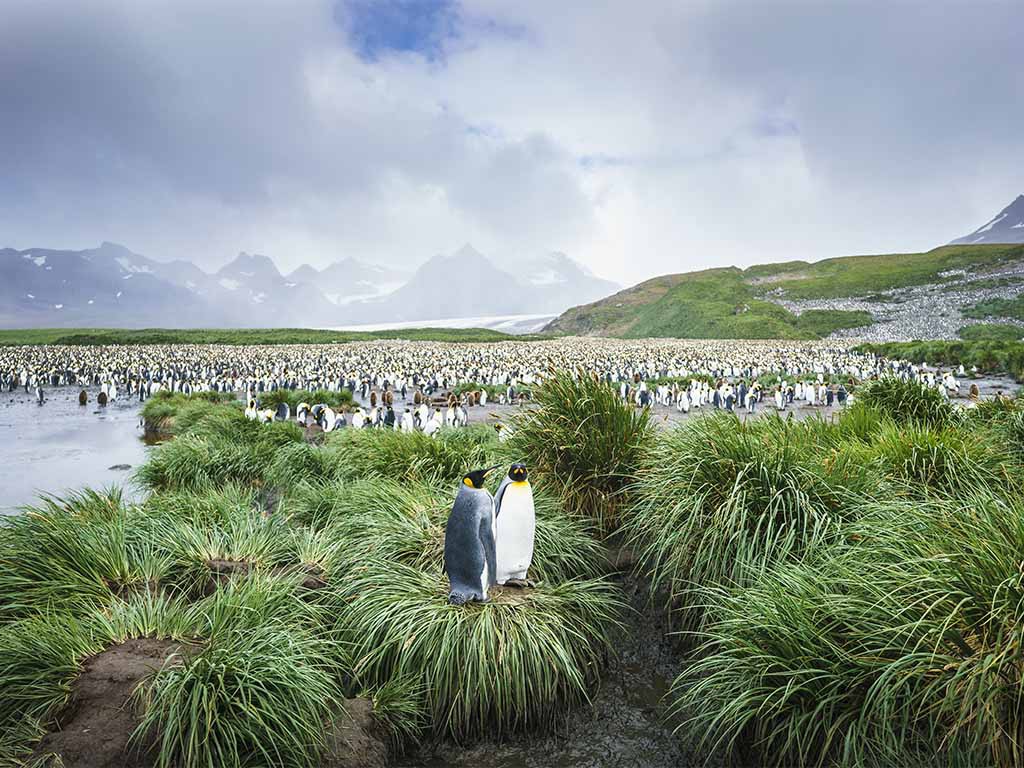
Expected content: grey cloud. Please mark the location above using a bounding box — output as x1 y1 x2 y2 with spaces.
0 0 1019 285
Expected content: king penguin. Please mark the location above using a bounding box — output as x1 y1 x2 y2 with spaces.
443 465 500 605
493 463 536 587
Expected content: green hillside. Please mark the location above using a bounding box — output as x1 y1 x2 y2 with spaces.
546 243 1024 339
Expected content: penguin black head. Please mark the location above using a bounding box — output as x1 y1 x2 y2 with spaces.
462 465 499 489
508 463 528 483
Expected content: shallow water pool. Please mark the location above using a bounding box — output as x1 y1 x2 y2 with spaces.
0 388 149 515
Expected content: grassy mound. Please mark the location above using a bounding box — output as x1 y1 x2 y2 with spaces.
1 578 348 768
141 391 237 434
136 416 302 492
326 425 500 486
853 376 957 427
303 477 605 583
672 490 1024 767
505 371 652 532
260 388 353 411
335 561 622 741
626 413 874 627
0 488 176 619
859 419 1010 494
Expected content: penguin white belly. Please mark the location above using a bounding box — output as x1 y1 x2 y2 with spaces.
495 486 535 583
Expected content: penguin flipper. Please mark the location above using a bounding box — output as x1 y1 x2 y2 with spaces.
479 507 497 588
493 475 512 518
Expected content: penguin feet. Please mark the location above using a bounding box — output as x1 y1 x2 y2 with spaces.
503 578 538 589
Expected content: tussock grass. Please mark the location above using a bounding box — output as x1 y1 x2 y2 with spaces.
142 483 263 528
133 575 343 768
506 370 653 532
362 676 427 751
135 418 299 491
0 489 175 618
335 560 623 741
141 391 236 434
861 419 1010 494
326 425 499 486
0 591 199 754
137 623 340 768
260 388 353 411
626 413 874 627
673 490 1024 767
855 376 957 427
160 504 298 578
314 477 604 583
265 442 347 490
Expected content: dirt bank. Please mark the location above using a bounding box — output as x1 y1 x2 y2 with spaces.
31 637 191 768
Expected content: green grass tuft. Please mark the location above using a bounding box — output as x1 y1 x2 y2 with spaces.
335 560 623 741
505 371 653 532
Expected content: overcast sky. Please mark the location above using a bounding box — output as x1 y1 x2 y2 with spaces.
1 0 1020 285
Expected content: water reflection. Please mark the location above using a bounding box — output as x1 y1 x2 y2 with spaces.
0 388 150 515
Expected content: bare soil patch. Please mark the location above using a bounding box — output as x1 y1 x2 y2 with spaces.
31 637 191 768
324 698 388 768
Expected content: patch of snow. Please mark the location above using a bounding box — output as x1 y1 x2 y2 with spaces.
284 282 297 288
54 304 63 309
44 266 52 271
1013 222 1024 229
528 269 565 286
22 254 47 267
122 274 133 280
116 291 122 298
115 256 152 273
219 278 240 291
977 212 1009 234
26 293 34 299
252 292 267 304
329 313 556 334
185 280 197 290
971 236 986 244
331 281 405 306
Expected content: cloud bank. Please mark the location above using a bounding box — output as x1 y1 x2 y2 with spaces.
1 0 1020 284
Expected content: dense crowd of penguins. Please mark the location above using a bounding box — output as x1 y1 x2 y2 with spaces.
0 338 984 421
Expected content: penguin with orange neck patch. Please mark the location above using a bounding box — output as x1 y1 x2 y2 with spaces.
444 465 500 605
494 463 537 588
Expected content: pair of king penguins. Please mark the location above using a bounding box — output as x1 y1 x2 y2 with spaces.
443 463 535 605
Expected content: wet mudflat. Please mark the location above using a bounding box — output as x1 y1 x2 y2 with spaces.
0 387 148 514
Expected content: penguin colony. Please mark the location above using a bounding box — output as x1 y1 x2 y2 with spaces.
444 463 536 604
3 338 970 416
0 338 903 403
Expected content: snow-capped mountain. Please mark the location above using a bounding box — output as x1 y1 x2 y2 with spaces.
0 242 617 329
519 251 620 310
340 245 620 323
950 195 1024 245
287 259 408 306
0 242 225 328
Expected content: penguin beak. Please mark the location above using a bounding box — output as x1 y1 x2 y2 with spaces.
482 465 501 475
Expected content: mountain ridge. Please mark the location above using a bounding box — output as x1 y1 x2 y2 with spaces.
950 195 1024 246
0 242 617 330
